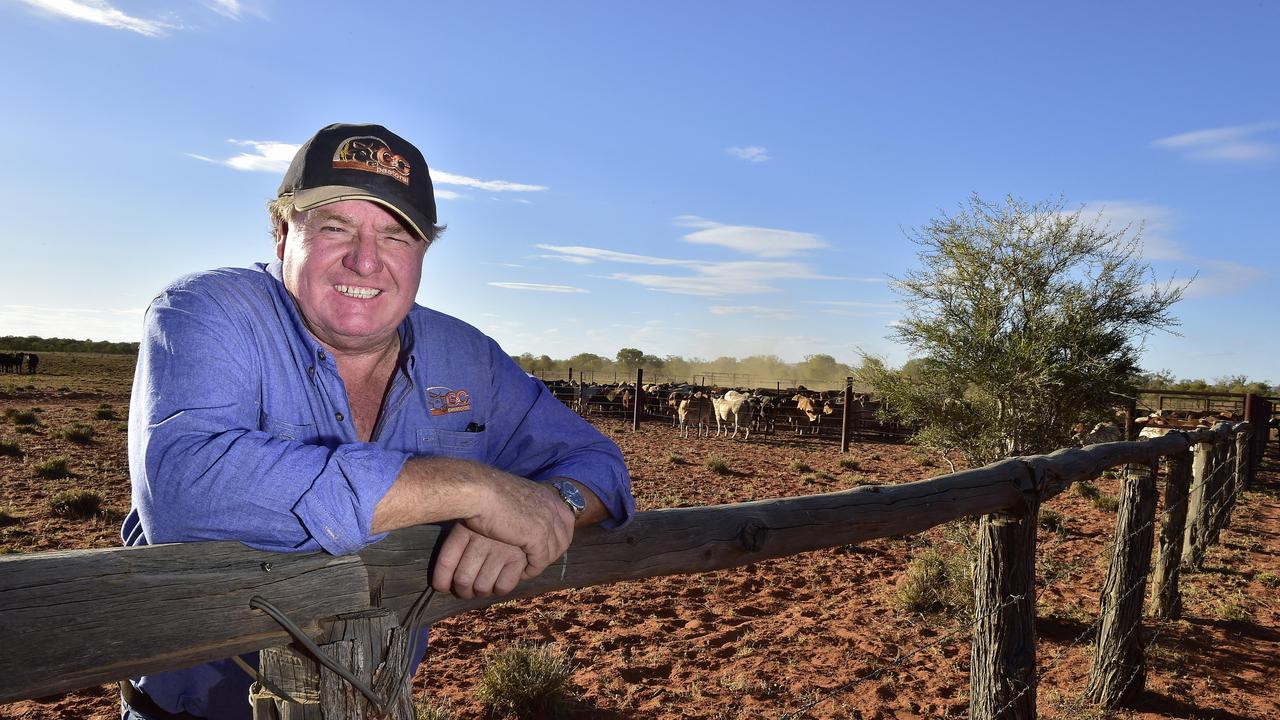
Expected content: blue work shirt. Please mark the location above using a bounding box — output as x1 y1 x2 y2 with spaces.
122 262 634 719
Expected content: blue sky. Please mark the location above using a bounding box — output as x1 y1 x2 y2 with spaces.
0 1 1276 383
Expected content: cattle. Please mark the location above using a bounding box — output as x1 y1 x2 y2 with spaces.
24 353 38 374
792 393 834 435
0 353 21 374
677 392 714 438
711 390 755 439
1073 421 1124 446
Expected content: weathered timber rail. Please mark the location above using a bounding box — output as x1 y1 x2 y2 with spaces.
0 422 1257 719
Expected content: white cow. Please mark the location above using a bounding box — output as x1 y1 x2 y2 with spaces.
711 390 755 439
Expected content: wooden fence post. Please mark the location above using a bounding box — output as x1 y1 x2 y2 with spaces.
1123 396 1139 441
1181 438 1215 570
1213 427 1250 540
1086 459 1159 709
1204 433 1232 547
1149 451 1193 620
633 368 644 431
252 608 414 720
840 377 853 453
969 494 1038 720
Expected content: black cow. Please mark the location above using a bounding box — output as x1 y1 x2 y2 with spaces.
25 353 39 374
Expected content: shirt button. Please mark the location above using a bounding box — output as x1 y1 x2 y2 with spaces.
307 367 315 375
317 350 326 361
335 412 345 422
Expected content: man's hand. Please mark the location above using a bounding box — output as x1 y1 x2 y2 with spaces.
373 457 579 591
432 525 527 598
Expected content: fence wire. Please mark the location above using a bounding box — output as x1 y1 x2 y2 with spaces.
777 435 1245 719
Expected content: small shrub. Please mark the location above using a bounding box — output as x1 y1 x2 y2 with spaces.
705 456 731 475
94 407 117 420
10 411 37 426
0 508 18 527
1256 571 1280 588
1217 602 1252 623
667 452 686 465
868 452 882 461
477 642 574 718
63 424 95 444
415 699 456 720
33 457 71 479
838 458 861 471
1073 481 1101 500
48 489 102 519
1101 469 1120 480
1 408 16 420
1039 508 1067 535
14 425 37 435
893 547 973 618
1093 495 1119 512
0 441 22 458
789 460 814 473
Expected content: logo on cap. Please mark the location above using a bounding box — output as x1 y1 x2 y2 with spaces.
332 136 411 186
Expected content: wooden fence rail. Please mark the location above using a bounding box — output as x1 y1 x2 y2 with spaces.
0 422 1257 719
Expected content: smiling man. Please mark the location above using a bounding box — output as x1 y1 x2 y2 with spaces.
119 123 634 720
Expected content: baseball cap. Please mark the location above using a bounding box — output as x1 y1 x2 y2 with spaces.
277 123 436 240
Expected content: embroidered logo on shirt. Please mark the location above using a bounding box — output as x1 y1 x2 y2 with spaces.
427 387 472 416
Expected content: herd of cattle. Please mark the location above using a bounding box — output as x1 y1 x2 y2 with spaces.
0 352 38 374
541 380 903 441
545 379 1275 446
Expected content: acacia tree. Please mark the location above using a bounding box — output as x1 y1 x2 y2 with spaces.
863 194 1188 467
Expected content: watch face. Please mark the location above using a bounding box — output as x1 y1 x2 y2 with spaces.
555 480 585 514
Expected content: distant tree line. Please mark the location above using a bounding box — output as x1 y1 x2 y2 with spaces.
0 335 140 355
512 348 860 388
1133 370 1278 396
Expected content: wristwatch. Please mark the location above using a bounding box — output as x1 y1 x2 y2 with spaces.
549 478 586 518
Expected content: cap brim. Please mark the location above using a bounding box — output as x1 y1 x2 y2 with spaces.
289 185 429 241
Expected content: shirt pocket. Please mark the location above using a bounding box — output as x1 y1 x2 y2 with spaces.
263 415 316 442
417 428 486 460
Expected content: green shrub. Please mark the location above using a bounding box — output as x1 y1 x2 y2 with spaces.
48 489 102 519
63 424 95 444
1093 495 1119 512
1039 508 1067 535
477 642 574 718
33 457 71 479
1101 469 1120 480
1073 481 1101 500
705 456 731 475
838 458 861 471
10 411 37 426
0 441 22 458
94 407 118 420
1217 602 1251 623
789 460 813 473
1256 571 1280 588
893 547 973 618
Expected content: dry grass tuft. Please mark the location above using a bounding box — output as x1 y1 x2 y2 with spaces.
48 489 102 519
477 642 575 718
63 423 96 444
33 456 71 479
705 456 731 475
893 547 973 619
0 440 23 458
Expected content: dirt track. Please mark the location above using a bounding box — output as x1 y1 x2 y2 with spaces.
2 354 1278 719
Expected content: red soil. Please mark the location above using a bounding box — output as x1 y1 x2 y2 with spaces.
2 363 1278 719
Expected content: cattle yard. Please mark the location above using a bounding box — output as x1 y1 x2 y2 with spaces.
1 354 1279 720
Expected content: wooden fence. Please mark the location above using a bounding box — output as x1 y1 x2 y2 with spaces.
0 421 1265 719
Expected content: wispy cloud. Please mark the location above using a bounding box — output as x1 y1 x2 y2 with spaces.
709 305 795 320
187 140 535 199
1078 201 1183 261
674 216 827 258
536 245 697 267
1181 260 1266 298
203 0 246 19
188 140 297 173
1152 122 1280 165
488 282 587 293
432 170 548 193
17 0 176 36
726 145 771 163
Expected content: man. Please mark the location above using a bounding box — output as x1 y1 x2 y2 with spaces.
120 123 634 719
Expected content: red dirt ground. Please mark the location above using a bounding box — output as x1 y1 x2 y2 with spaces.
2 353 1278 719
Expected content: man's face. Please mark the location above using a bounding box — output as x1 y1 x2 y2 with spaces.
277 199 428 354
